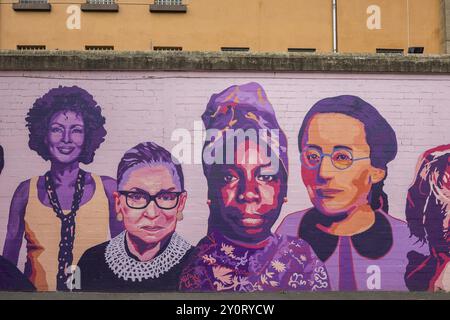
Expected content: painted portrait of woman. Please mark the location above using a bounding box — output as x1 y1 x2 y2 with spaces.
405 145 450 292
179 82 329 292
77 142 193 292
2 86 123 291
276 95 426 291
0 145 35 291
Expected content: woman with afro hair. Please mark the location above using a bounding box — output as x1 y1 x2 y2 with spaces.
3 86 123 291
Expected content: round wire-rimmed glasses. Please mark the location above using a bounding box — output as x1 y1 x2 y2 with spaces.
118 190 184 210
300 146 370 170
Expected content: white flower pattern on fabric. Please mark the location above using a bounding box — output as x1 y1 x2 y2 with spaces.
104 231 192 282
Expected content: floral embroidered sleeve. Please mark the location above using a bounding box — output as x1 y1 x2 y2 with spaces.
179 238 218 292
179 262 211 291
284 237 330 291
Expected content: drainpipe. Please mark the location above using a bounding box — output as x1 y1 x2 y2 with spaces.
332 0 338 53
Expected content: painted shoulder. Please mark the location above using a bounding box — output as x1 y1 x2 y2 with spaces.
275 208 310 237
100 175 117 194
380 211 429 256
11 179 32 211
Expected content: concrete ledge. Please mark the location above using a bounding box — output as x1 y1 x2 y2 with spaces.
149 4 187 12
0 291 449 300
12 3 51 11
0 51 450 73
81 3 119 12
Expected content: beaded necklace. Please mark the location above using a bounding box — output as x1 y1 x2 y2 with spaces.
44 169 86 291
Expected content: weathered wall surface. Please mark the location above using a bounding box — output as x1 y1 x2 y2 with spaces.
0 53 449 293
0 0 444 53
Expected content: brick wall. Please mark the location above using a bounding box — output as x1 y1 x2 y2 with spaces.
0 70 449 270
0 52 449 292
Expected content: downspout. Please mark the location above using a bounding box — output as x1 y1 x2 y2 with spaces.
332 0 338 53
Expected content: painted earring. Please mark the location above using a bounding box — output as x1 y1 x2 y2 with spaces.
116 213 123 222
283 197 288 203
206 199 211 205
238 194 245 200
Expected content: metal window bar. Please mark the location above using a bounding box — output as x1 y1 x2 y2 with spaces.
18 0 48 3
87 0 115 4
288 48 316 53
221 47 250 52
376 48 404 54
154 0 182 5
17 45 46 50
85 45 114 51
153 46 182 51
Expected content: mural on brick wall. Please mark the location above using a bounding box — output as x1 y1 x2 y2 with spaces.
179 83 329 292
276 96 428 291
0 145 35 291
0 78 448 293
2 86 123 291
405 145 450 292
77 141 192 292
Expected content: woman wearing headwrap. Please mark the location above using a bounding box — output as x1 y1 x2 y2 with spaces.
179 82 329 292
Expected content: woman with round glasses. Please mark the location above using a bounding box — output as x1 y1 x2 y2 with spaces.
77 142 193 292
277 95 426 291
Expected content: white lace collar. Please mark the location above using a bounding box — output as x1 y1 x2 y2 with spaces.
104 231 192 282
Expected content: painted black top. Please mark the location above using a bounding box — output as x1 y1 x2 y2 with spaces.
298 208 394 262
0 255 35 291
77 238 194 292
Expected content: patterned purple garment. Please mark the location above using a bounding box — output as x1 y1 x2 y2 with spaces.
179 231 330 292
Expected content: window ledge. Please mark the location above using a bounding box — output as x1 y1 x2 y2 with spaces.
81 3 119 12
12 3 51 11
149 4 187 13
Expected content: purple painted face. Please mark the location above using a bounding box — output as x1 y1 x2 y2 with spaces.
45 111 85 164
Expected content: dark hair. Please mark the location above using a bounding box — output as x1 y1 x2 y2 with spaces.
0 145 4 175
298 95 398 213
405 145 450 251
117 141 185 191
26 86 107 164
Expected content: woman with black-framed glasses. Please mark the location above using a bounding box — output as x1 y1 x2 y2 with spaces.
76 142 193 292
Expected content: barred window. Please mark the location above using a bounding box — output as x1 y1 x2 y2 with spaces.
17 0 48 3
154 0 182 5
221 47 250 52
288 48 316 53
85 45 114 51
17 45 46 50
154 46 182 51
86 0 115 4
376 48 404 54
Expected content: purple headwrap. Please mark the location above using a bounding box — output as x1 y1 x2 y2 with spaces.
201 82 288 177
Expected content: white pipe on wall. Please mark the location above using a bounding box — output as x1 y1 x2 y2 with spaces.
332 0 338 53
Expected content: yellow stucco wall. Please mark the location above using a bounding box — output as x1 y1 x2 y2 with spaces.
0 0 444 53
338 0 443 54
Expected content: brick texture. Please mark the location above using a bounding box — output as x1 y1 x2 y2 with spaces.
0 71 449 271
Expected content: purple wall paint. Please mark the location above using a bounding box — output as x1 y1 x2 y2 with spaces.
0 71 449 292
